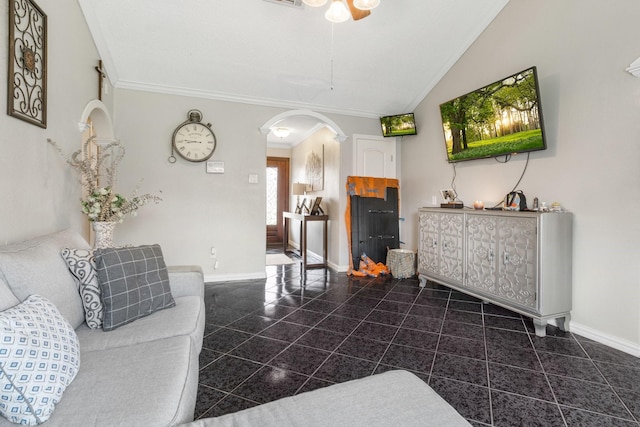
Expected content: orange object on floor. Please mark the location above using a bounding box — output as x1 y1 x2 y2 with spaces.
355 253 390 277
345 176 399 275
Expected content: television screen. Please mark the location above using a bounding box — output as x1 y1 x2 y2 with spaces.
380 113 417 137
439 66 547 162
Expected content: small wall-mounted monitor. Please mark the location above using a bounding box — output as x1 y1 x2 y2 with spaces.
380 113 417 137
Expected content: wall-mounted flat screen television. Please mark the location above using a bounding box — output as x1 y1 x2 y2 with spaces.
439 66 547 162
380 113 417 137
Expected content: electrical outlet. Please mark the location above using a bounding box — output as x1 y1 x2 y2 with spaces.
432 195 438 205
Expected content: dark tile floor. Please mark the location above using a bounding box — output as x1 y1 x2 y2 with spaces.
195 254 640 426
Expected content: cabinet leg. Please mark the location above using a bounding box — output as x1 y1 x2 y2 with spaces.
418 275 427 288
533 319 547 337
557 315 570 332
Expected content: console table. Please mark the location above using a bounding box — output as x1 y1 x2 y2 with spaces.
283 212 328 271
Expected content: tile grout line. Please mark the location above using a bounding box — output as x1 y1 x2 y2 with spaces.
199 280 340 411
480 302 495 427
201 276 640 424
372 281 424 374
523 324 570 427
290 276 396 394
570 335 640 424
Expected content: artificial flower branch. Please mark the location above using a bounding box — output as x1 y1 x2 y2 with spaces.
47 137 161 222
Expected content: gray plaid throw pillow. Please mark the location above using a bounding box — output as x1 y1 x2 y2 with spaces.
94 244 175 331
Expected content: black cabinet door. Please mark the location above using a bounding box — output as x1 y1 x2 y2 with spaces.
351 187 399 266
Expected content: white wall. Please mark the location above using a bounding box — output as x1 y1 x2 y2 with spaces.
112 90 274 280
0 0 103 244
112 89 380 280
401 0 640 353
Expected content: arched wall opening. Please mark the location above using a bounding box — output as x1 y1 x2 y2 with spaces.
260 109 347 272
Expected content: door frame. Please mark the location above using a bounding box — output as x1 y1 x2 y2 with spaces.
352 133 398 179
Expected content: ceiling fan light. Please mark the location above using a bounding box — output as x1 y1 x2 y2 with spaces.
302 0 327 7
325 0 350 23
353 0 379 10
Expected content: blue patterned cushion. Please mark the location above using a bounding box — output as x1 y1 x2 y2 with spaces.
0 295 81 425
61 249 104 329
94 245 175 331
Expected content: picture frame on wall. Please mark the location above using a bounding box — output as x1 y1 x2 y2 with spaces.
305 144 324 191
7 0 48 128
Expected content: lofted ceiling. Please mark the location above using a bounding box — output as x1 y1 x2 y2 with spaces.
78 0 509 145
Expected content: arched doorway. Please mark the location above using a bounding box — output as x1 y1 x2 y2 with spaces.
260 110 347 253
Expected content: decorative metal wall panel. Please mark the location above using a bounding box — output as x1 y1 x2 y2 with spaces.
7 0 47 127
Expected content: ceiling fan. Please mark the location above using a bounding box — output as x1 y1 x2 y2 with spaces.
346 0 373 20
302 0 380 22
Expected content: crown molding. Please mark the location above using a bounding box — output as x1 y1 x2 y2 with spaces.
114 79 381 119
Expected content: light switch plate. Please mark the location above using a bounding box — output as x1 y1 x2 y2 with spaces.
248 173 258 184
206 161 224 174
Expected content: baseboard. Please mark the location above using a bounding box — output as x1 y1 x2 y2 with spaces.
330 262 349 273
569 321 640 357
203 271 266 283
287 240 349 272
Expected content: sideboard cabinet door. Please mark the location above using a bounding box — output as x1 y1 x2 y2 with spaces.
466 214 498 295
418 210 464 286
495 216 538 310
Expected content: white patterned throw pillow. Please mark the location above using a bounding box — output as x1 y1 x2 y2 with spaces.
61 248 104 328
0 295 81 425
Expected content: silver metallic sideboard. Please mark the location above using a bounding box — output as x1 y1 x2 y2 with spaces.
417 208 573 337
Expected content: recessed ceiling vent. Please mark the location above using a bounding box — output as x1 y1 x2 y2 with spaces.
263 0 304 8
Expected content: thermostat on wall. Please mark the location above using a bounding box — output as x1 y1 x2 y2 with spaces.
206 161 224 174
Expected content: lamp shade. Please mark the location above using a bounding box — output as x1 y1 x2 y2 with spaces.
353 0 380 10
292 183 306 196
325 0 350 23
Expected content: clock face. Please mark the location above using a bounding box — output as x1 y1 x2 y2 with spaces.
172 122 217 162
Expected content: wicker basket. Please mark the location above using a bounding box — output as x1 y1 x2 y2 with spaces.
386 249 415 279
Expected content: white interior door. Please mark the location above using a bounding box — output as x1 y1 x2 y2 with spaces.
354 134 396 178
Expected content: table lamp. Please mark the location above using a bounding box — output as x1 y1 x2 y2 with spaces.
292 183 306 214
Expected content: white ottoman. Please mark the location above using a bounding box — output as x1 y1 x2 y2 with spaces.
181 370 470 427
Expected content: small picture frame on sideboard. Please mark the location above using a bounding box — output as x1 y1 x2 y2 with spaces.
310 197 323 215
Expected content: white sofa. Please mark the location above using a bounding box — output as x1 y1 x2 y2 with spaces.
0 229 205 426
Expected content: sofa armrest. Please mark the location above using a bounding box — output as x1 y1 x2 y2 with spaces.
168 266 204 299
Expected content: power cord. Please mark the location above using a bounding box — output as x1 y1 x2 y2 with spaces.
451 162 459 201
449 152 531 209
489 152 530 208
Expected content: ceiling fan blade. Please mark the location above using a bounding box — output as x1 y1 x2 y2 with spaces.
345 0 371 20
